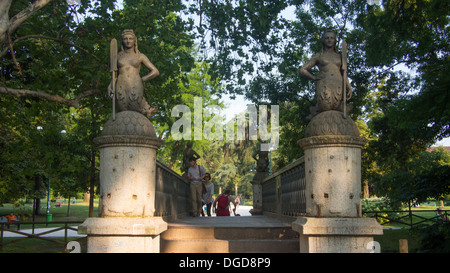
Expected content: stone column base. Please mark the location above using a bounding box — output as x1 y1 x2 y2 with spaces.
292 217 383 253
249 208 263 215
78 217 167 253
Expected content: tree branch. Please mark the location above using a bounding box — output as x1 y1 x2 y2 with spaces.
6 0 52 41
1 34 101 61
0 86 101 108
6 31 21 74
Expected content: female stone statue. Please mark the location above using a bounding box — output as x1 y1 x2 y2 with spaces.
109 29 159 119
299 29 352 116
182 142 200 175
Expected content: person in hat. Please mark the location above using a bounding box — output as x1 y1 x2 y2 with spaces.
187 157 206 217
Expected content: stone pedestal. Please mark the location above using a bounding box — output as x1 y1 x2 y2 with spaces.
299 135 367 217
292 217 383 253
295 111 382 252
250 172 268 215
298 111 367 218
78 111 166 253
78 217 167 253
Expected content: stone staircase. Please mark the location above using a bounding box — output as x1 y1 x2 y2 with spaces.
160 216 299 253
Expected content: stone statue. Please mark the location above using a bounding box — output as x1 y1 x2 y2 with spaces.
299 29 352 117
252 148 269 173
182 142 200 174
109 29 159 119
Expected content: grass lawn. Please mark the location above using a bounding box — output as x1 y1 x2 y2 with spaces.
0 199 98 230
374 229 421 253
1 200 94 253
1 237 87 253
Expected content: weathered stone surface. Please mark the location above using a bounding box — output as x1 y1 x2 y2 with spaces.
250 172 268 215
304 110 360 138
86 236 160 253
101 110 157 137
97 145 158 217
79 110 166 253
78 217 167 236
292 217 383 253
305 145 362 217
298 134 367 150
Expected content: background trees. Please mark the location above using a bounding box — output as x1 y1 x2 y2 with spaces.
0 0 448 209
190 0 449 200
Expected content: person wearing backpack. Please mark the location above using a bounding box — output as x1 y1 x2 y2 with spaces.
187 157 206 217
213 190 236 216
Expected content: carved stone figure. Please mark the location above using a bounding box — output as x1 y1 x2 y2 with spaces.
252 148 269 173
299 29 352 117
182 142 200 175
109 29 159 119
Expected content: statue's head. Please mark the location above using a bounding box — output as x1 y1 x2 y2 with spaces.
121 29 139 53
321 28 337 52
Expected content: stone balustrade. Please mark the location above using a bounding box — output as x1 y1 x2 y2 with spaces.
261 157 306 219
154 161 190 220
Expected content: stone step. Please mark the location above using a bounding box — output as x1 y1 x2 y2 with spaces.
160 216 299 253
161 226 298 240
161 238 299 253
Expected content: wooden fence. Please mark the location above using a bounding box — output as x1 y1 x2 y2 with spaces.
0 221 83 251
362 209 449 227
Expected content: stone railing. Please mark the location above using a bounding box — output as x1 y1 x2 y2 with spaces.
154 160 190 220
261 157 306 219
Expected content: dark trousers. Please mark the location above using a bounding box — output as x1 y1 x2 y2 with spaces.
201 202 212 216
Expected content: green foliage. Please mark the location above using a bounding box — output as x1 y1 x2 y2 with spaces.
362 0 450 168
372 147 450 205
412 222 450 253
0 0 199 204
362 197 401 225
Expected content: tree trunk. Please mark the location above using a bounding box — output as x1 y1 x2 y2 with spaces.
66 197 71 217
33 175 41 215
168 140 180 169
363 180 370 199
83 191 90 203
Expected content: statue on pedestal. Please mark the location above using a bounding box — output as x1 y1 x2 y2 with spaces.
109 29 159 120
182 142 200 175
299 29 352 118
252 149 269 173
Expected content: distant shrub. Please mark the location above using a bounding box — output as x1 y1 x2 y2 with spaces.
362 198 401 225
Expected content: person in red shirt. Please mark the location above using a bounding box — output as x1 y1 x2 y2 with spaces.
213 190 237 216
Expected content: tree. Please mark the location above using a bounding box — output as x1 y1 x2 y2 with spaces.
361 0 450 167
0 0 201 212
0 0 107 105
212 163 237 193
157 61 223 173
373 147 450 207
0 0 52 51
